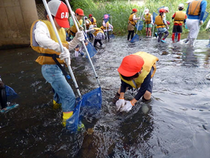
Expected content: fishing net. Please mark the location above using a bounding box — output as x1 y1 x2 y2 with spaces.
86 42 97 58
136 21 144 31
66 87 102 132
130 34 140 43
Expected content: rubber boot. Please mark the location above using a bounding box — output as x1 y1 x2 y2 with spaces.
62 111 73 127
53 100 61 109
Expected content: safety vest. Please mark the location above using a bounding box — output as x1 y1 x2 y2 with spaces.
69 19 83 36
155 15 165 28
85 19 91 29
101 21 110 30
92 28 104 36
188 0 202 16
128 13 137 26
30 20 68 65
145 13 152 24
119 52 159 89
90 17 97 25
174 11 186 24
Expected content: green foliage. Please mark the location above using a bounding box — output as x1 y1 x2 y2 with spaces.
71 0 210 35
69 0 96 10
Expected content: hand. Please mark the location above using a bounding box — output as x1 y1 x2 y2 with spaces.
75 31 85 41
59 47 71 66
116 98 125 111
200 20 203 25
120 100 133 112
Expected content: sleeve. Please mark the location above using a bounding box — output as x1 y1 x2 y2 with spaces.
151 14 153 23
200 0 207 21
34 21 61 52
103 20 106 27
120 80 131 93
133 14 139 20
172 13 176 19
134 71 151 100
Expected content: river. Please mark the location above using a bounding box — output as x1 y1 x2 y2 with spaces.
0 33 210 158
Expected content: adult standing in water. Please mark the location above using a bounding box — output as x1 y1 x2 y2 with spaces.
127 8 140 41
185 0 207 47
113 52 159 112
30 0 84 127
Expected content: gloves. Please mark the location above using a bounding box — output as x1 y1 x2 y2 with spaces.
62 111 73 127
116 98 125 111
75 31 85 42
120 100 133 112
59 47 71 66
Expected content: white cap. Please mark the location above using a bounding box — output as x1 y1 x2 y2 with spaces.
178 3 184 8
145 9 149 14
164 7 169 12
186 0 193 3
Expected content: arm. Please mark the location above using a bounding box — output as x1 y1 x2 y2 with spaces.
172 13 176 20
34 21 61 52
200 0 207 22
151 14 153 24
132 71 151 105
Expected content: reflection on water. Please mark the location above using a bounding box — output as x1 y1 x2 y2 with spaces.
1 36 210 157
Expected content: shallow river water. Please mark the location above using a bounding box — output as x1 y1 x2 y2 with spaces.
1 33 210 158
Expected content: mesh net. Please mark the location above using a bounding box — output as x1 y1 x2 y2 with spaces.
86 42 98 58
136 21 144 31
66 87 102 132
130 34 140 43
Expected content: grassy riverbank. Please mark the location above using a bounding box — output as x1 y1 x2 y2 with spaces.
70 0 210 36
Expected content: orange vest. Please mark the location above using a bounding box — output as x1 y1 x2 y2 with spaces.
155 15 165 28
174 11 186 24
188 0 202 16
145 13 152 24
30 20 69 65
90 17 97 25
93 28 104 36
128 13 137 26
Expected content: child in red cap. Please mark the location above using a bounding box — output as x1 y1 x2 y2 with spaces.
113 52 158 112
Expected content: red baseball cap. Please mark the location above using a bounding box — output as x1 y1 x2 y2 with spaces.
132 8 138 12
118 54 144 77
75 8 84 16
89 14 92 17
48 0 69 28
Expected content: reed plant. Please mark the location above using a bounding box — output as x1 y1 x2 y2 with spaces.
71 0 210 36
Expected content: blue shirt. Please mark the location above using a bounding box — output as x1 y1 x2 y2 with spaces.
186 0 207 21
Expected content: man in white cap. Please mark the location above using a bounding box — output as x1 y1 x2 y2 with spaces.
185 0 207 47
30 0 84 128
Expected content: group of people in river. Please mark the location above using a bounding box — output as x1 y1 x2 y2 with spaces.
1 0 208 133
128 0 208 47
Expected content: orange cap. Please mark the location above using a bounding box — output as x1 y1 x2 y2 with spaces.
118 55 144 77
132 8 138 12
75 8 84 16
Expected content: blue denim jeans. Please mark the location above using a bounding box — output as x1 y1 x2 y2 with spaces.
41 64 75 112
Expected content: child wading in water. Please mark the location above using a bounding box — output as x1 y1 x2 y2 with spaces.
144 9 153 37
171 3 187 43
154 8 169 43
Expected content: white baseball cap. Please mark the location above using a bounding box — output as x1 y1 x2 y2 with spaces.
186 0 193 3
48 0 69 28
145 9 149 14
